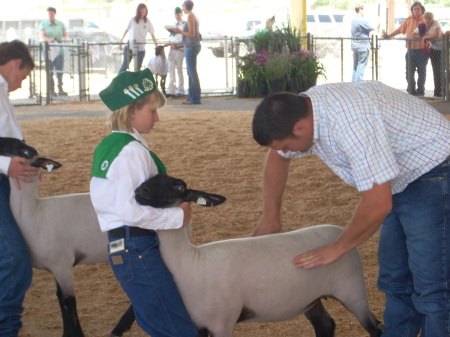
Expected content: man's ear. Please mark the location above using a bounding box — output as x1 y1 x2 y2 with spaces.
12 59 22 70
292 120 304 137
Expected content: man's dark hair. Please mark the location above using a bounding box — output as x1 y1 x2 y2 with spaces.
252 92 309 146
47 7 56 13
184 0 194 11
0 40 35 70
411 1 425 15
355 4 364 13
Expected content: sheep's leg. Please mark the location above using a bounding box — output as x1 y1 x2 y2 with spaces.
334 284 386 337
109 304 135 337
303 299 335 337
56 281 84 337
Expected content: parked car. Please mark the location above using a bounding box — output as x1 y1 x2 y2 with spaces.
306 11 353 37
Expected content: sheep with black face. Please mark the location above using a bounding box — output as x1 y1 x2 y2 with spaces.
135 174 385 337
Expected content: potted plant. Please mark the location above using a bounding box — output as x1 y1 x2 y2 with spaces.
263 52 290 94
288 50 326 93
237 51 267 97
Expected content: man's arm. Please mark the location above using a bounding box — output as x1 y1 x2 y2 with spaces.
293 181 392 268
40 29 54 43
251 149 291 236
62 28 68 42
150 33 157 45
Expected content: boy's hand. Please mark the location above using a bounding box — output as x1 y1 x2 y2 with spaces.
179 201 192 227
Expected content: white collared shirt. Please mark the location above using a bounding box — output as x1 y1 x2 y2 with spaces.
0 74 23 175
280 81 450 194
90 130 184 232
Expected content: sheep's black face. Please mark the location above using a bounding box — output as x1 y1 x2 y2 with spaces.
135 174 189 208
155 46 165 57
135 174 227 208
0 137 38 159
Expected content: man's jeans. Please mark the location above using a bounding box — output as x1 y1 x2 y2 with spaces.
184 44 201 104
378 156 450 337
108 232 197 337
118 48 146 74
0 176 32 337
50 53 64 91
352 49 370 82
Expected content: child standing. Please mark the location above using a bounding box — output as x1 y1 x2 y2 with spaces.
90 68 197 337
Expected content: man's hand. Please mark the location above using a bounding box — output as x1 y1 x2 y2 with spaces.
251 217 282 236
292 182 392 269
292 242 346 269
7 157 39 190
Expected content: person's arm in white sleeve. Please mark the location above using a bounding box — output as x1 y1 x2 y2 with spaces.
107 142 184 230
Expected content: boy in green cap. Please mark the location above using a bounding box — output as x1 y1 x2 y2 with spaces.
90 68 197 337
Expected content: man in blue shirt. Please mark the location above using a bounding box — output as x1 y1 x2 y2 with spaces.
351 5 374 82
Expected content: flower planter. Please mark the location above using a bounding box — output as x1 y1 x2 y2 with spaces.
286 80 300 94
254 81 267 98
236 80 250 98
266 79 286 94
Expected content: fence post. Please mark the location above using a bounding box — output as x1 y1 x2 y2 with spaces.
444 35 449 101
78 43 88 102
133 39 138 71
43 42 52 105
224 37 229 88
340 38 344 82
372 35 378 81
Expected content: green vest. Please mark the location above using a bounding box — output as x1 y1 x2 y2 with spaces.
92 133 166 178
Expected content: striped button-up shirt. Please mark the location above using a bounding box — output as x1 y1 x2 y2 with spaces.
280 81 450 194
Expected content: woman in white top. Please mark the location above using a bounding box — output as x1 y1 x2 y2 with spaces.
414 11 444 96
118 3 157 73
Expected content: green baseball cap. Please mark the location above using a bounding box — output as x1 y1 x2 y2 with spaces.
99 68 157 111
175 7 182 13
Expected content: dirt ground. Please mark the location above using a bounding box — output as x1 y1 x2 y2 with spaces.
13 97 448 337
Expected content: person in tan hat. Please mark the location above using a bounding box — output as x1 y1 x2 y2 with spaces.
90 68 197 337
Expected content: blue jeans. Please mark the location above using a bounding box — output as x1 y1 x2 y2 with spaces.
405 49 429 96
50 53 64 91
429 49 442 97
184 44 201 104
0 176 32 337
378 156 450 337
108 230 197 337
352 49 369 82
118 48 146 73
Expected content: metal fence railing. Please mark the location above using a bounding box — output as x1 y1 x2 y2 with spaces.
10 35 450 106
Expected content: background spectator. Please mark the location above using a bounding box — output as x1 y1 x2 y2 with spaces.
384 1 426 96
118 3 157 74
166 7 185 98
414 12 444 97
351 4 374 82
39 7 68 96
171 0 202 105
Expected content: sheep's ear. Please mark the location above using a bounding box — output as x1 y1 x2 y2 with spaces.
31 157 63 172
186 190 227 207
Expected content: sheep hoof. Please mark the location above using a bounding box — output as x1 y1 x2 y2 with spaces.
378 322 387 333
